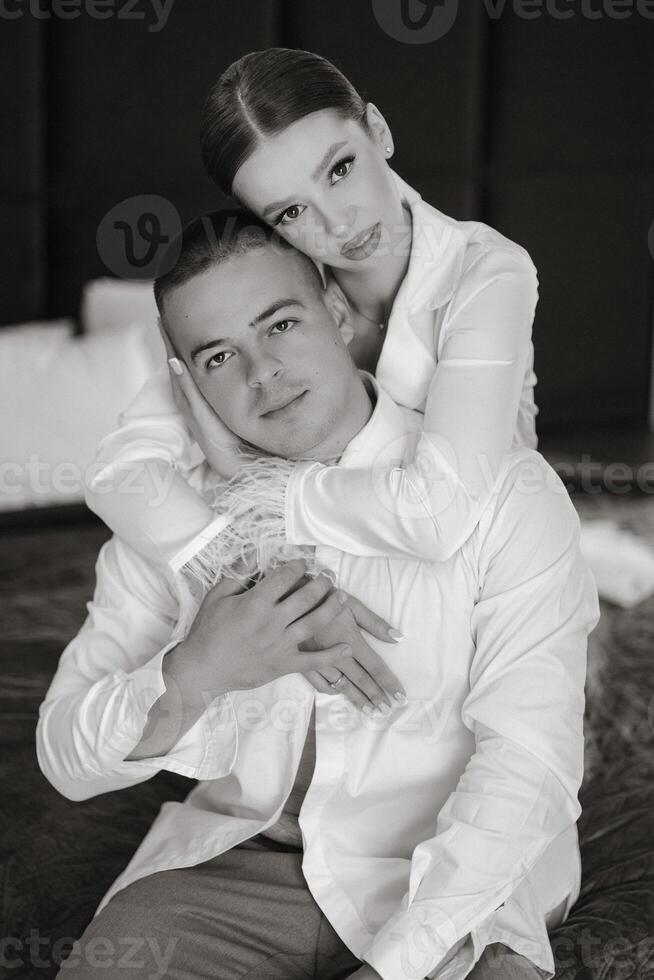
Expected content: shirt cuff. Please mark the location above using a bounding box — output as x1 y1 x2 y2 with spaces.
169 512 232 574
361 905 466 980
285 460 321 546
108 643 239 781
363 902 553 980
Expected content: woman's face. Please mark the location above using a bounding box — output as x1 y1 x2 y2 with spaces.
231 106 406 273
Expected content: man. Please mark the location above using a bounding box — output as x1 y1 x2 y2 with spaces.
37 211 599 980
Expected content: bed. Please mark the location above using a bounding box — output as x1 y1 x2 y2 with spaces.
1 495 653 978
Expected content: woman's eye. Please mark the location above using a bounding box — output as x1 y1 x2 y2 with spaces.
206 350 234 369
278 204 306 226
330 156 354 184
271 319 295 334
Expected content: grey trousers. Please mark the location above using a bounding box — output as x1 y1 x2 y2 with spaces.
56 835 546 979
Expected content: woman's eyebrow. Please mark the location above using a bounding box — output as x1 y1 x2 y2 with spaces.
310 140 348 181
261 141 348 218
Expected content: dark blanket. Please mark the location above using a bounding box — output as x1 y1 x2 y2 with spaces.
1 500 653 979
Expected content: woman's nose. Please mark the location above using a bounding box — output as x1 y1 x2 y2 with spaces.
326 203 358 241
246 353 284 388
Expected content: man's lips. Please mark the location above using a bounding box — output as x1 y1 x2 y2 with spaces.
341 223 379 256
259 390 308 418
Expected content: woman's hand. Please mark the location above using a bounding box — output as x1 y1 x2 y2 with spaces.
299 585 407 716
159 319 243 479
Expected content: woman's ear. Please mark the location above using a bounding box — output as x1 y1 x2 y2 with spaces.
365 102 394 159
323 277 355 347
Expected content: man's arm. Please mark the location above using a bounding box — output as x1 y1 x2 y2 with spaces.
360 453 600 980
36 536 239 801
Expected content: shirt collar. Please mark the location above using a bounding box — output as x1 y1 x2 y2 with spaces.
339 371 419 471
389 169 468 314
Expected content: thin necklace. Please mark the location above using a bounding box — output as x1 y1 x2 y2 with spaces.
350 300 387 331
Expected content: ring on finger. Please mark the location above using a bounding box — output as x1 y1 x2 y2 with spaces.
329 670 346 689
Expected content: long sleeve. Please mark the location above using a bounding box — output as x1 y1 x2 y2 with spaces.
36 536 238 802
360 453 600 980
287 246 539 562
85 364 226 568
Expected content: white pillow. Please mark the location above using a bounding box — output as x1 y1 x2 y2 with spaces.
0 319 157 510
80 277 166 369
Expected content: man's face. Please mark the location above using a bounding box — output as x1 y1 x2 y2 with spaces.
163 243 366 459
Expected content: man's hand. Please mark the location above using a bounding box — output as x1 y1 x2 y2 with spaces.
180 559 352 696
347 965 384 979
179 559 406 714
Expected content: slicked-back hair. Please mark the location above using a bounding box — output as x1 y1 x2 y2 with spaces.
200 48 369 196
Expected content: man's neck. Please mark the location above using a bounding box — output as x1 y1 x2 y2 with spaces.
295 374 375 465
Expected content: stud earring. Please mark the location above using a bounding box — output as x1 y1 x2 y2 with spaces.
385 145 392 155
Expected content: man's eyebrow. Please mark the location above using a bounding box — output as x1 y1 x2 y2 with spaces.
190 299 305 362
261 141 348 218
249 298 304 327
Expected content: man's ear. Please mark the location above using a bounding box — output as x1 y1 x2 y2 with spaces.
323 277 355 347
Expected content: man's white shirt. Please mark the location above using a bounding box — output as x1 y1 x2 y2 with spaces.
37 379 599 980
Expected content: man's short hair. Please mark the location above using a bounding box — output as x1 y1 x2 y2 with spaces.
153 207 324 318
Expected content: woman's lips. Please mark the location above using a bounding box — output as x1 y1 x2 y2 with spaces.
341 222 382 261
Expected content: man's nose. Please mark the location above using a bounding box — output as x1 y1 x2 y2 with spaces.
246 352 284 388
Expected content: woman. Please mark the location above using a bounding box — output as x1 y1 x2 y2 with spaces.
87 47 539 702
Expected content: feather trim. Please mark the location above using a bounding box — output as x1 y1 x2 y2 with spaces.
179 455 330 597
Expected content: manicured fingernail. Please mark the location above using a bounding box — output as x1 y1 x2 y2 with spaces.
341 645 351 656
388 628 405 641
362 704 375 717
394 692 408 705
377 702 392 716
168 357 183 376
337 590 348 604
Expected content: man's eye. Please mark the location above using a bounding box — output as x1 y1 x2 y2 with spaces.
330 156 354 184
278 204 306 226
206 351 234 369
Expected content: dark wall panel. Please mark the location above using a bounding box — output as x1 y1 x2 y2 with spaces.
488 14 654 175
486 12 654 428
0 17 44 323
490 172 654 428
285 0 487 220
47 0 281 316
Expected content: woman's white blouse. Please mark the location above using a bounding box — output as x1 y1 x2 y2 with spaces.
84 171 540 571
287 171 540 562
39 383 600 980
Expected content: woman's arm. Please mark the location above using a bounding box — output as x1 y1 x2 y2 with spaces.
85 364 229 568
286 245 539 562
